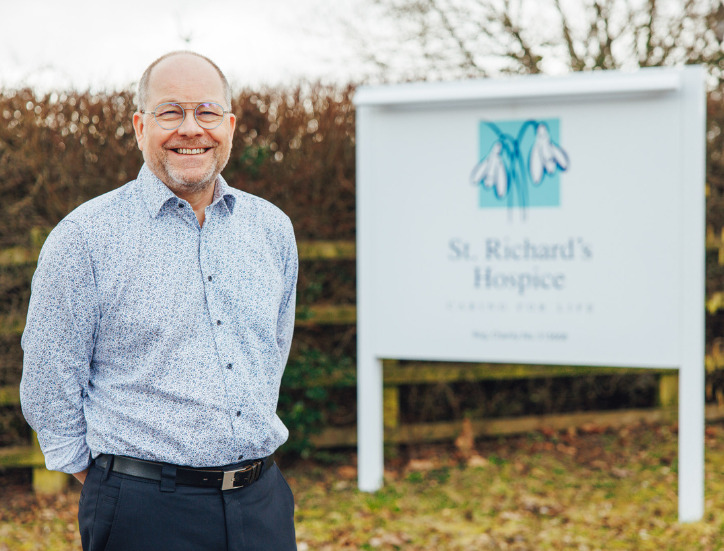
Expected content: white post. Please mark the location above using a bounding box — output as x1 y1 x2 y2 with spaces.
677 66 706 523
356 104 385 491
357 356 384 491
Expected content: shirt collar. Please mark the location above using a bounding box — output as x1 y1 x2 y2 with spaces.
138 164 236 217
211 173 237 215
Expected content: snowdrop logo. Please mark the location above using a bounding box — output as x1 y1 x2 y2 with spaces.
471 119 569 210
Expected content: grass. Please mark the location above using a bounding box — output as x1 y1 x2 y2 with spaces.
3 421 724 550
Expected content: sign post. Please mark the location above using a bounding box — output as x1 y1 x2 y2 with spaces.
355 67 706 521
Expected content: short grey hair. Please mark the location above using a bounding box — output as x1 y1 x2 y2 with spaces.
136 50 232 111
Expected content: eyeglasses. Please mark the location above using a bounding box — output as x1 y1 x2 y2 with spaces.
141 102 231 130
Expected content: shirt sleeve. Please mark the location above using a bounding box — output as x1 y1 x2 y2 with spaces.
276 217 298 368
20 220 100 474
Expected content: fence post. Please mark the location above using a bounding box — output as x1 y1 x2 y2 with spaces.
32 432 68 494
383 360 400 458
658 372 679 408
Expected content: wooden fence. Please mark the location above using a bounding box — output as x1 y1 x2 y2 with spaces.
2 229 724 492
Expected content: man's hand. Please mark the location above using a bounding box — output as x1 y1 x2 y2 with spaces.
73 468 89 484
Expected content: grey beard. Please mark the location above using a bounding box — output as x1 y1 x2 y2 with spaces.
165 165 218 194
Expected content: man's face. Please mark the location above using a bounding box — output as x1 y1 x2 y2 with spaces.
132 55 236 195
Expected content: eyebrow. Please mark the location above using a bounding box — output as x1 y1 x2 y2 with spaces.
155 100 219 105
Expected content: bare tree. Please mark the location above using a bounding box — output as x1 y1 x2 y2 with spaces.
354 0 723 80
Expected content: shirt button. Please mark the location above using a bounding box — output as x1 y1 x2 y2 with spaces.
226 363 233 370
217 320 222 325
236 411 241 417
238 455 243 460
208 275 213 282
178 203 184 208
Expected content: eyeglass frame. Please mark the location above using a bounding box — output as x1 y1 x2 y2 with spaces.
140 101 232 131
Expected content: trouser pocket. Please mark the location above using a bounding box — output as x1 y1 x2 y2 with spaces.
78 463 122 551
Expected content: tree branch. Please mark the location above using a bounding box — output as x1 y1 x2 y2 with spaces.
427 0 485 75
499 0 542 73
553 0 586 71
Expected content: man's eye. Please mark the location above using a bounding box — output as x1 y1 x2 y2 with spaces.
157 106 182 118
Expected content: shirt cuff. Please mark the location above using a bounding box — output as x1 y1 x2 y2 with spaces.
36 430 92 474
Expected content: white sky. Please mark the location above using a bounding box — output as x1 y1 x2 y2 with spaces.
0 0 373 92
4 1 698 94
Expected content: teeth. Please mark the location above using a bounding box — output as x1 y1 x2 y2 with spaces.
176 148 206 155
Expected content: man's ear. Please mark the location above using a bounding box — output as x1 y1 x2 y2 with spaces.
132 112 145 151
228 113 236 139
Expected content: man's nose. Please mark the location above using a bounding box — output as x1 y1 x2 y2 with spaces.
177 110 204 136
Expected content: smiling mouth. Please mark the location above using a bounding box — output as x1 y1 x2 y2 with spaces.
171 148 210 155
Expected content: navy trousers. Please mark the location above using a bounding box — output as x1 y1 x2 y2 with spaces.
78 458 297 551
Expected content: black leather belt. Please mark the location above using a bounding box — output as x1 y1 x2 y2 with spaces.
95 454 273 491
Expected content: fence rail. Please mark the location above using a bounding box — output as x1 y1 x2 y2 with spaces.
2 234 724 492
4 231 724 313
0 364 690 479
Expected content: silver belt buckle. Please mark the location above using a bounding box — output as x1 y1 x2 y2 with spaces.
221 463 256 491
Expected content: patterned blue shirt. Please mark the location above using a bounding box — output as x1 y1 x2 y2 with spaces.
20 165 298 473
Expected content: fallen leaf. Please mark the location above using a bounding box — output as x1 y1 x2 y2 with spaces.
556 443 577 456
580 423 606 434
336 465 357 480
467 454 489 468
406 458 437 472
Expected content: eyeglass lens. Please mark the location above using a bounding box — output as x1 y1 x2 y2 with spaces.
154 103 225 130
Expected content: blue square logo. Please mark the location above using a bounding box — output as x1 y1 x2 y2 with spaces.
472 119 568 209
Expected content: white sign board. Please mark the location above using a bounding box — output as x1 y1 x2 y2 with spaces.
355 67 705 522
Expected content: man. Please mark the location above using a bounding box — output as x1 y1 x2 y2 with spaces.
20 51 298 550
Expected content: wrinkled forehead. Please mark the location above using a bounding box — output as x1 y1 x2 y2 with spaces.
147 54 226 105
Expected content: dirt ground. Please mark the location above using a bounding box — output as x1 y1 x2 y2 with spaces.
2 421 724 550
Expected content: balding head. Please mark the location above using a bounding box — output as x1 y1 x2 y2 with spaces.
137 51 232 111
